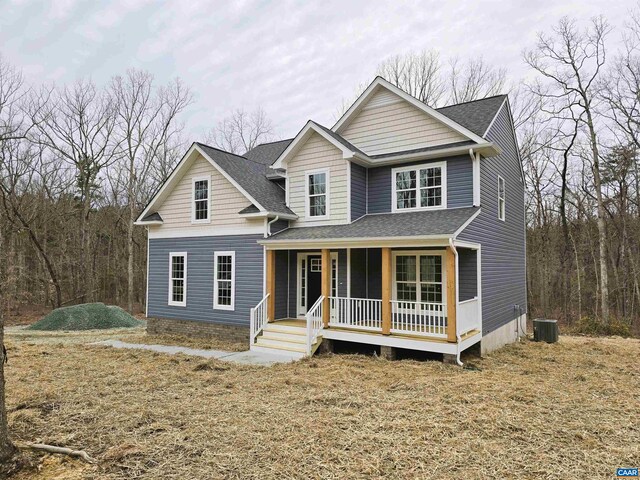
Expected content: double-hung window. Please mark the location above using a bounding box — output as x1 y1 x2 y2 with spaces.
214 251 235 310
394 252 444 304
498 175 506 221
192 176 210 223
306 169 329 219
169 252 187 306
392 162 446 212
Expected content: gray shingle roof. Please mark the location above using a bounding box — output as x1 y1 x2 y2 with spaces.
264 207 479 242
243 139 292 166
238 204 260 214
196 143 294 217
141 212 163 222
370 140 475 159
436 95 506 137
312 122 367 156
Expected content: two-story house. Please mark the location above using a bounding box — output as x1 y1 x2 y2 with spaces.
136 77 527 363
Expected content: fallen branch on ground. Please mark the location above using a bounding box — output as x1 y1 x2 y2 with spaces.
19 443 97 464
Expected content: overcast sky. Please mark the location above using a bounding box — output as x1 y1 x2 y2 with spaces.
0 0 633 141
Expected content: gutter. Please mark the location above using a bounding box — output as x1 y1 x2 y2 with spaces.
266 215 280 237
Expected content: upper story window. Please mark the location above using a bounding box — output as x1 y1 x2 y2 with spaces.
392 161 447 212
305 169 329 219
192 175 210 223
498 175 506 221
169 252 187 307
214 251 235 310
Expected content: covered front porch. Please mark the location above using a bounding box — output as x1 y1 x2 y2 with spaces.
251 240 482 359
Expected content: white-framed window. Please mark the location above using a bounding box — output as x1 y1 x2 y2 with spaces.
393 251 445 304
214 251 235 310
168 252 187 306
192 175 210 223
498 175 506 221
391 162 447 212
305 169 329 219
310 258 322 272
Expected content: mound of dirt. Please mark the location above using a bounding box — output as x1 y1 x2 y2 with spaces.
27 303 143 331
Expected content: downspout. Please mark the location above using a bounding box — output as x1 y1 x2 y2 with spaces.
449 238 463 367
267 215 280 237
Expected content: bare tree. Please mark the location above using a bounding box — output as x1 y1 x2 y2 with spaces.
111 69 192 313
376 50 446 106
448 57 507 104
525 16 612 323
27 80 118 303
205 107 274 155
0 54 22 467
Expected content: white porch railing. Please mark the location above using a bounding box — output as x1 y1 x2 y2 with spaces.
249 293 269 344
329 296 382 332
457 297 480 335
306 295 324 354
390 300 448 337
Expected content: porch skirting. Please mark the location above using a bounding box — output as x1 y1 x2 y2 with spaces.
147 317 249 343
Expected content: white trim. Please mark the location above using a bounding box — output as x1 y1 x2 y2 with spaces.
135 220 163 226
354 142 500 167
498 175 506 222
304 168 330 221
191 174 211 224
213 251 235 311
272 121 357 170
347 161 352 223
346 248 351 298
332 77 488 144
261 236 452 250
477 245 483 334
453 240 481 250
472 152 481 207
391 161 447 213
239 211 298 220
168 252 187 307
453 208 482 238
148 225 265 239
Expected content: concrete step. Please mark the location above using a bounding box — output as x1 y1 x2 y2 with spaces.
262 331 307 344
250 345 306 360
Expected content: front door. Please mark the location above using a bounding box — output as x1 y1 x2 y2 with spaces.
297 253 338 317
307 255 322 310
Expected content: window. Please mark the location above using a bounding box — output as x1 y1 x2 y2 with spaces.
192 176 210 223
310 258 322 272
306 169 329 219
394 253 444 304
392 162 446 212
169 252 187 306
214 252 235 310
498 176 506 221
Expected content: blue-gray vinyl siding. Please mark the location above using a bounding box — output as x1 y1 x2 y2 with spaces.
367 156 473 214
275 250 288 319
350 163 367 220
458 248 477 302
148 235 264 327
458 102 527 335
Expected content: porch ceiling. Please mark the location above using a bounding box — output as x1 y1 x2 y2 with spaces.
259 207 479 247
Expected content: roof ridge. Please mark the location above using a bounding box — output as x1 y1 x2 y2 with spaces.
195 142 248 160
436 94 507 110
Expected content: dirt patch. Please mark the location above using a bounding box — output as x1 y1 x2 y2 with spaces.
4 333 640 479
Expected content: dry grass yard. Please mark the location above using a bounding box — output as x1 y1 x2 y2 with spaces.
3 332 640 479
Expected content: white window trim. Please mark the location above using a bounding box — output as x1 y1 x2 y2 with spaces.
214 251 235 311
391 161 447 213
191 175 211 224
305 168 330 221
296 251 338 317
498 175 506 222
391 250 446 305
168 252 187 307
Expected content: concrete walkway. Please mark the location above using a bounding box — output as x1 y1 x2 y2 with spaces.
91 340 298 366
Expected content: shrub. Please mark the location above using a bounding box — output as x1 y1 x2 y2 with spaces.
574 316 632 337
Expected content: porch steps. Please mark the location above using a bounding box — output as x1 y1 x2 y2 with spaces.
250 320 322 359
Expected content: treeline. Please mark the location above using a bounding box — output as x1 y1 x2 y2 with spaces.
2 10 640 335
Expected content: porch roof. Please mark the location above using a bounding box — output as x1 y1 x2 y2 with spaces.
260 207 480 246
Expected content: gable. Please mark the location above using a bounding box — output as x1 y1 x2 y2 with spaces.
287 132 349 226
155 152 253 231
340 87 468 156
